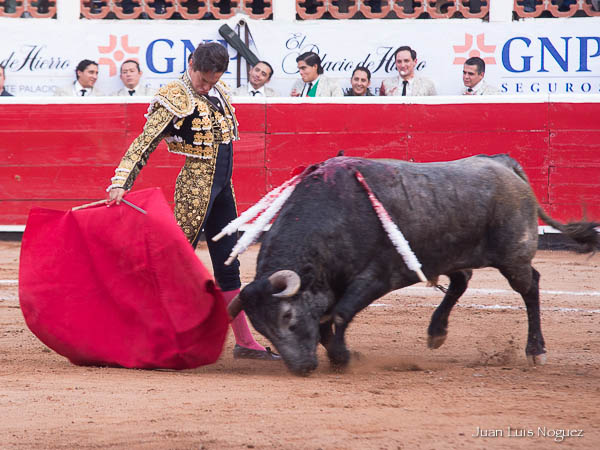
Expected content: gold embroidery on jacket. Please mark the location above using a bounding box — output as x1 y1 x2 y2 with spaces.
162 78 237 159
110 72 239 244
174 157 218 243
110 106 174 190
154 80 195 117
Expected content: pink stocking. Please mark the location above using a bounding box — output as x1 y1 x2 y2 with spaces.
222 289 265 351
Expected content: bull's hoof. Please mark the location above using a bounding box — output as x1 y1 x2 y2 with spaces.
328 347 350 368
427 334 447 349
289 366 316 377
527 352 547 366
330 361 350 373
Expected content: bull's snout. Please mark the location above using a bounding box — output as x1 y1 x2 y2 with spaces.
283 354 318 376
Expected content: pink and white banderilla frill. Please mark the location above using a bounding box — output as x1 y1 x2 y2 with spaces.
354 170 427 283
212 174 302 266
214 168 427 283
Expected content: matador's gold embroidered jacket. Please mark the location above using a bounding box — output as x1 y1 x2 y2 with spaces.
107 71 239 243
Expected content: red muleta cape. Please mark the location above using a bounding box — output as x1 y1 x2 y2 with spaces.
19 188 229 369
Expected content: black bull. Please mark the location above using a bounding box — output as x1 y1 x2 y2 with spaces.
229 155 600 375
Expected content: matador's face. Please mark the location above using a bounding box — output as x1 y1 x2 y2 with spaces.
188 62 224 95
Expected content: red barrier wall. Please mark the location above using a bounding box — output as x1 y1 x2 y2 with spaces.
1 98 599 227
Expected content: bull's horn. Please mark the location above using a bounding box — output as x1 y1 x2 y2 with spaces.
227 294 243 319
269 270 301 298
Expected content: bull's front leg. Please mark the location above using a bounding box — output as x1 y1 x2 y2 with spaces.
328 278 389 368
319 321 334 348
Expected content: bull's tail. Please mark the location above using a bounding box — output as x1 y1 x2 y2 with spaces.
493 153 600 253
536 210 600 254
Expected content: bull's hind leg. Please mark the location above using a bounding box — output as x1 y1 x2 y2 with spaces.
427 270 472 349
499 265 546 365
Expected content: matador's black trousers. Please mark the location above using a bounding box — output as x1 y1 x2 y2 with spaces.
192 143 241 291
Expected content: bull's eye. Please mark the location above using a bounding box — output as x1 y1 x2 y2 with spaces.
279 303 296 329
282 310 292 325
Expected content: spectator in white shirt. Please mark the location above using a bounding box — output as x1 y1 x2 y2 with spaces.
55 59 105 97
462 57 500 95
379 46 436 97
113 59 154 97
290 52 343 97
232 61 279 97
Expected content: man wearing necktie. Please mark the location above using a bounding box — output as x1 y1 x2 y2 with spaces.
401 80 408 96
106 43 280 362
290 52 343 97
113 60 155 97
462 56 500 95
304 82 313 97
55 59 105 97
231 61 279 97
379 46 437 97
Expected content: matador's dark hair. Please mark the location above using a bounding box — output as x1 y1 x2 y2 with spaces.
191 42 229 73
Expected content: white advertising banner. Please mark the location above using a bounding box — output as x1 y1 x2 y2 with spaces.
1 16 599 97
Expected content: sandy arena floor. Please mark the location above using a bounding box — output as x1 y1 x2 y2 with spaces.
1 240 599 449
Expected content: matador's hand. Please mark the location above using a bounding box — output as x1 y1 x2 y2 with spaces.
107 187 126 206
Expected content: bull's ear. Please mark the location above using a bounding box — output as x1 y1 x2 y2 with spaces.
300 264 316 290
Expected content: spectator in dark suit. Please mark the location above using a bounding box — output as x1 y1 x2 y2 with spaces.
345 66 374 96
0 65 14 96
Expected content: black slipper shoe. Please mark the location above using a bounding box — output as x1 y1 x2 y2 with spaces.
233 345 281 361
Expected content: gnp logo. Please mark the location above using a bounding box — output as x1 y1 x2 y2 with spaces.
499 35 600 93
97 35 140 77
453 33 600 93
453 33 496 65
